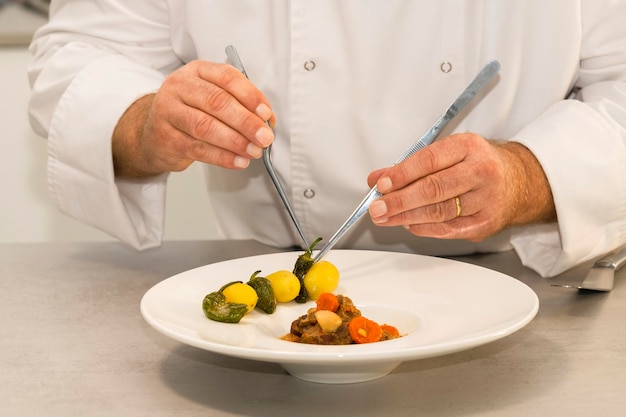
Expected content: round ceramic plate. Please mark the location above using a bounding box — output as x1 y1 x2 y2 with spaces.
140 250 538 384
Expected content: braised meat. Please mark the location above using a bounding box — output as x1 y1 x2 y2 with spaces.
283 295 362 345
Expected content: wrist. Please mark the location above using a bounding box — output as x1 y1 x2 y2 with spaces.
493 141 557 226
112 93 161 178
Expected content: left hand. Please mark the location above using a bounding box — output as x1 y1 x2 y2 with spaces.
366 133 556 241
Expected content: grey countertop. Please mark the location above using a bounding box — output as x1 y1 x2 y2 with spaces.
1 240 624 416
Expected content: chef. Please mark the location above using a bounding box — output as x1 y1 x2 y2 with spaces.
28 1 626 277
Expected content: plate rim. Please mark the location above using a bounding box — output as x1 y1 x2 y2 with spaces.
140 250 539 365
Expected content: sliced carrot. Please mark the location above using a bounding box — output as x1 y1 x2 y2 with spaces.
348 316 383 344
315 292 339 312
381 324 400 338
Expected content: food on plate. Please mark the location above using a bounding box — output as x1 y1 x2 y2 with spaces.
201 283 250 324
281 293 402 345
348 316 383 344
265 270 301 303
292 238 323 303
202 279 263 323
303 260 340 300
313 310 343 332
221 281 258 312
201 239 343 323
315 291 340 312
380 324 401 338
247 271 276 314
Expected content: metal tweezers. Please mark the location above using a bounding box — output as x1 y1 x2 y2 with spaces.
313 60 500 261
225 45 311 249
226 45 500 262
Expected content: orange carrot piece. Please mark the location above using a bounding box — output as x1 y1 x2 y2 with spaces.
381 324 400 338
348 316 383 344
315 292 339 312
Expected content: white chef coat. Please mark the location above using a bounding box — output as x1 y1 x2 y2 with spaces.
28 0 626 277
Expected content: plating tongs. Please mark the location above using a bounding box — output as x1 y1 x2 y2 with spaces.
226 45 311 249
226 45 500 261
313 60 501 261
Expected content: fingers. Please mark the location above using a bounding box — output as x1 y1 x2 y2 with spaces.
146 60 277 170
168 100 263 161
367 168 388 188
367 133 511 241
403 202 505 242
369 135 479 221
374 133 481 193
371 190 496 241
370 190 471 227
191 61 275 146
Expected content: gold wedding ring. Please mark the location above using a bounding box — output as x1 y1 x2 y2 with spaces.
454 196 462 217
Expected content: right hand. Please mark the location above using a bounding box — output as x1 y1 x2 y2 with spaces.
366 133 556 242
112 60 276 177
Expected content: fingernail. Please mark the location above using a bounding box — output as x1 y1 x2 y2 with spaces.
256 126 274 147
233 156 250 168
369 200 387 218
256 103 272 121
246 142 263 158
378 177 392 193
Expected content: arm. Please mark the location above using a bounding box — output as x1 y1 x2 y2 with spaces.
28 1 274 247
367 0 626 277
510 0 626 276
28 1 177 248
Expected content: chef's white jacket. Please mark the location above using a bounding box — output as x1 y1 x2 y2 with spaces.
28 0 626 277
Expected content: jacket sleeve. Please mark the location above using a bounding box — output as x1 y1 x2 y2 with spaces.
511 0 626 276
28 0 180 249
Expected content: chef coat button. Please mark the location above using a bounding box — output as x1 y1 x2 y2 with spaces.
303 60 316 71
440 61 452 73
303 188 316 199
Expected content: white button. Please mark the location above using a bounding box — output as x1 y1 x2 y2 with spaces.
303 188 315 199
303 60 316 71
440 61 452 73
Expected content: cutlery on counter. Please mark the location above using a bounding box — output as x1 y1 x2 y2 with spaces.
552 244 626 292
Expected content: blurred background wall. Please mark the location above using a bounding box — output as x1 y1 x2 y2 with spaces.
0 1 222 243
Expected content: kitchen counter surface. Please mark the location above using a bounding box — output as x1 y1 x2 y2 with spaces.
1 240 624 416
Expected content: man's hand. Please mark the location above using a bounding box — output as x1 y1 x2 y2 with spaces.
367 133 556 241
112 60 276 178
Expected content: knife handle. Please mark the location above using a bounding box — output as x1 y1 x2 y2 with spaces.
594 244 626 270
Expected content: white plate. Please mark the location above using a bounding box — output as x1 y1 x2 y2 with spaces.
141 250 538 384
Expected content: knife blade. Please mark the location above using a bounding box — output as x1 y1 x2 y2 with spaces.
313 60 501 262
553 244 626 292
